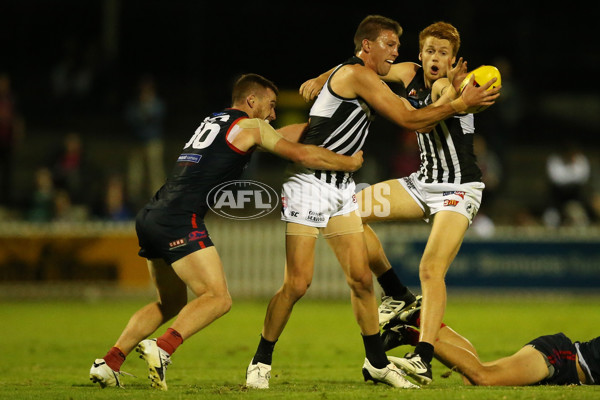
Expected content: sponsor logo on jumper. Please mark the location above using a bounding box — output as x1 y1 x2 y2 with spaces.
177 153 202 163
207 180 278 220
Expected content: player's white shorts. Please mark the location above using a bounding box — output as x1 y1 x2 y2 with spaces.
281 171 357 228
399 172 485 224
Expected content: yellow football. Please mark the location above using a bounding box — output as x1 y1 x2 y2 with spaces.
459 65 501 113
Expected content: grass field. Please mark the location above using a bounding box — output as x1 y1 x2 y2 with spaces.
2 293 600 399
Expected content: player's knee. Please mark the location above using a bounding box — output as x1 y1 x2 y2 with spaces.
216 292 233 316
346 269 374 296
467 369 493 386
418 260 446 282
283 277 311 301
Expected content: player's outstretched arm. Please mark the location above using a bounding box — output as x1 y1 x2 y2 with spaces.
348 64 498 130
236 118 362 172
299 62 417 102
276 140 364 172
277 122 308 143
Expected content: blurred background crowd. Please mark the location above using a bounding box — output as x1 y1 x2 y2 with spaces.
1 1 599 232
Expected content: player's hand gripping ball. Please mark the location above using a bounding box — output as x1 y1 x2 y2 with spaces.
459 65 501 113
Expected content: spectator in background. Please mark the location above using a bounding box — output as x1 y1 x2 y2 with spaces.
0 73 25 207
125 75 166 207
50 38 100 117
28 167 55 222
543 141 597 227
52 188 82 222
103 173 132 221
51 132 85 204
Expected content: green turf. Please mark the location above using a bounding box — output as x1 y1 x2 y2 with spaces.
1 294 599 399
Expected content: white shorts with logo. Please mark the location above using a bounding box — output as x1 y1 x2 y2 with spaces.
281 171 358 228
399 172 485 224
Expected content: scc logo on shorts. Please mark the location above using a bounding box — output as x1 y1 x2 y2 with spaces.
207 180 279 220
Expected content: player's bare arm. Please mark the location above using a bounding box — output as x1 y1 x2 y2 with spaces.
299 68 334 102
381 62 420 86
277 122 308 143
333 64 461 131
299 62 418 102
274 140 363 172
431 78 455 104
230 118 362 172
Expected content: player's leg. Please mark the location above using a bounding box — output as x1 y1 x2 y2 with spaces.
358 179 424 225
432 325 480 384
326 230 379 336
359 180 422 278
358 179 424 324
247 224 317 389
324 213 418 388
90 258 188 388
137 247 231 390
419 211 468 344
167 246 232 337
261 231 316 341
115 258 188 355
441 342 549 386
393 210 468 385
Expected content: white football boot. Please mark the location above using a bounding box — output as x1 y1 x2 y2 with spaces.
246 361 271 389
136 339 171 390
378 295 421 326
89 358 123 388
362 358 419 389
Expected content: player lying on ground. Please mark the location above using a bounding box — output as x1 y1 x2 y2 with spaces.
382 304 600 386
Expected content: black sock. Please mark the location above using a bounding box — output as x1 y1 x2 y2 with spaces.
252 335 277 365
362 332 389 369
414 341 434 365
377 269 415 302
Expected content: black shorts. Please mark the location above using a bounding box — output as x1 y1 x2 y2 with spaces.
527 332 580 385
135 207 214 265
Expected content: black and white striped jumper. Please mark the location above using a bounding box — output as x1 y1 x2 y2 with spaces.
405 67 482 184
301 56 374 188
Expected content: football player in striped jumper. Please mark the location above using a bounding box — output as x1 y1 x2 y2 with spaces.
89 73 364 390
247 16 499 390
300 21 499 386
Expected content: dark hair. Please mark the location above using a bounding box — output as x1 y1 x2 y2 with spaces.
231 73 279 105
354 15 403 54
419 22 461 56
